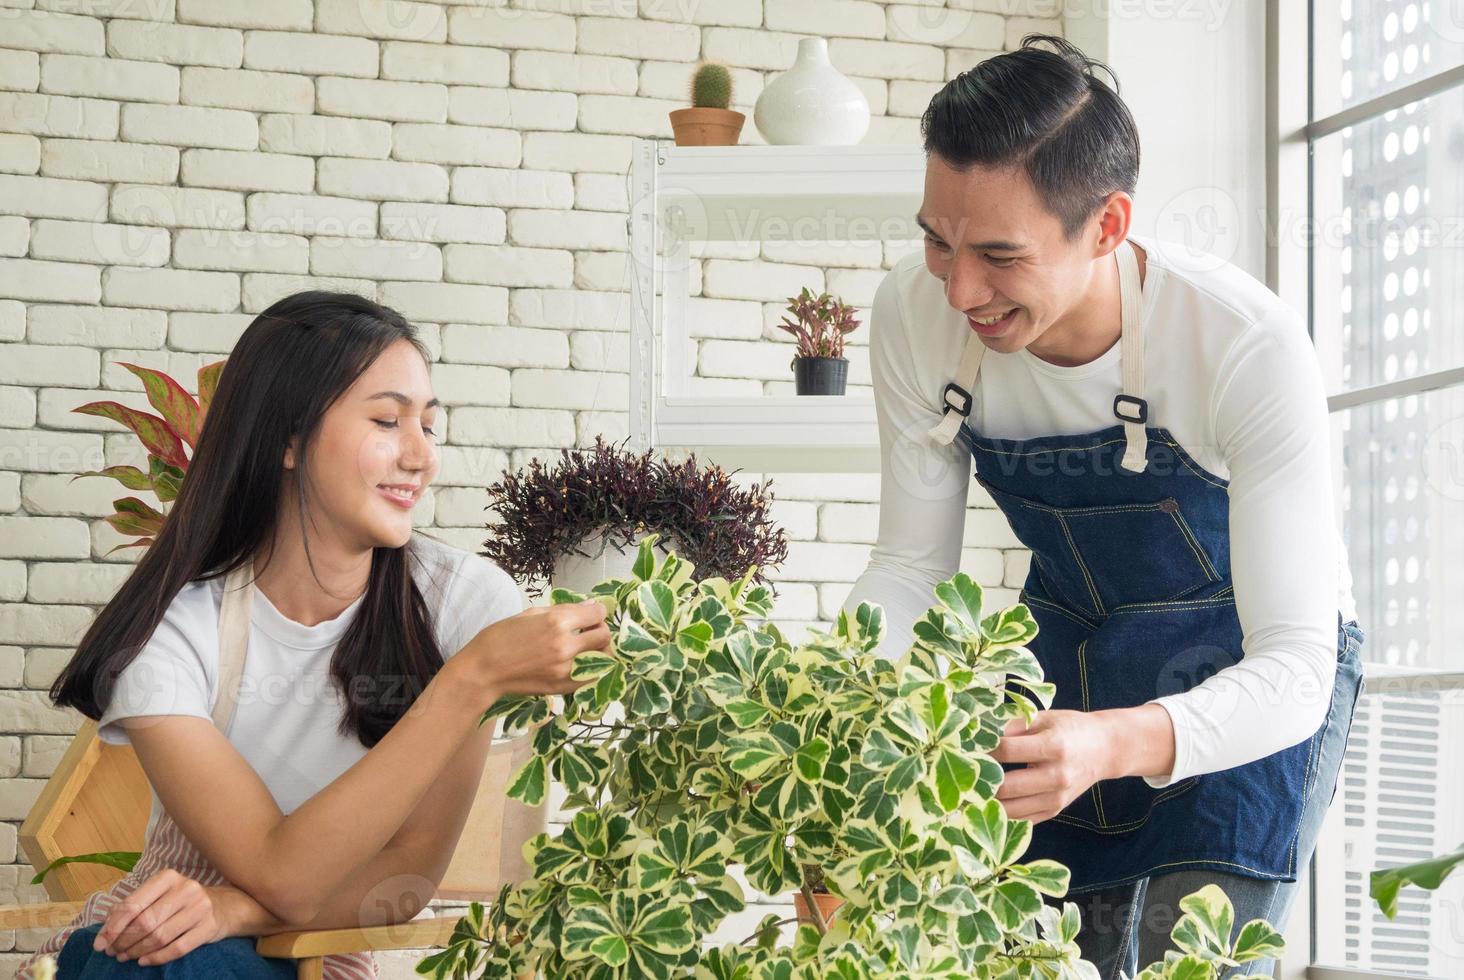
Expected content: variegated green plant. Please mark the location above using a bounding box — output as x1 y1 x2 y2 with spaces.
72 360 225 553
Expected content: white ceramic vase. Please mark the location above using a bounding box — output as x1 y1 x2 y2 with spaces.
550 529 656 595
754 37 870 146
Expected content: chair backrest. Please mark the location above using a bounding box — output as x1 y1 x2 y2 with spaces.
20 720 546 904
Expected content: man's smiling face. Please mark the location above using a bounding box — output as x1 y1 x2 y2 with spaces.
918 153 1101 355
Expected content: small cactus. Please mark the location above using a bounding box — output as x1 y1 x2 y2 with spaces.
690 62 733 109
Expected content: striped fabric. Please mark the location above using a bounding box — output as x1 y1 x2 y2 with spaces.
13 804 379 980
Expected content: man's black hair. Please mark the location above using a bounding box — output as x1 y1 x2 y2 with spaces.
921 34 1141 239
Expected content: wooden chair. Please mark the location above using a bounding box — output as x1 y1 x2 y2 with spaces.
0 719 544 979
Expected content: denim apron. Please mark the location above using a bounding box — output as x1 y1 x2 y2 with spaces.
926 239 1362 893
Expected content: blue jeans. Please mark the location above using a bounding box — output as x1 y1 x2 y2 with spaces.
1069 620 1365 980
56 923 296 980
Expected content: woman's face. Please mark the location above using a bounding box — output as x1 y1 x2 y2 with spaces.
286 339 440 551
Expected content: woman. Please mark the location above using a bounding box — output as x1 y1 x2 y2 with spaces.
16 292 607 979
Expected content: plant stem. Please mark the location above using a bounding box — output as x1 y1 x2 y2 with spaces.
799 879 829 936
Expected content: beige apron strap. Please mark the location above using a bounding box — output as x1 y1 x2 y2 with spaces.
928 328 987 446
211 563 253 733
1113 238 1149 473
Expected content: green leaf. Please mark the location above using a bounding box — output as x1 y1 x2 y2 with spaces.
633 534 658 580
987 880 1042 930
121 361 202 448
197 360 225 415
1007 859 1070 898
934 573 984 633
639 580 676 632
933 748 976 812
724 699 769 728
1177 884 1234 955
73 465 152 492
724 731 787 780
1370 844 1464 919
1231 919 1285 963
506 755 547 806
31 850 141 885
792 737 830 783
73 401 188 469
562 902 621 962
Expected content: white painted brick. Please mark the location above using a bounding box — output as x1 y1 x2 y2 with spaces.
39 54 178 103
451 167 572 209
577 16 697 60
575 410 627 445
27 218 171 267
508 289 625 331
760 239 883 269
311 236 441 281
382 41 508 86
120 103 258 150
830 38 944 81
176 0 312 31
27 305 166 348
96 351 202 396
447 86 576 130
378 281 505 325
766 0 885 39
0 173 105 220
771 582 818 620
702 28 801 71
886 5 1004 49
442 244 571 288
0 134 41 175
314 0 448 43
577 94 680 137
638 60 763 106
391 122 519 167
0 92 117 139
816 502 878 543
317 77 446 123
36 0 174 19
0 49 40 91
0 387 36 429
449 404 575 447
1 10 105 55
241 273 376 311
316 157 449 203
521 132 631 174
0 215 26 257
180 66 314 114
432 485 497 527
959 547 1004 587
106 20 244 68
102 266 240 312
945 47 997 78
963 507 1023 549
40 138 179 184
636 0 760 26
0 301 24 341
507 209 624 251
448 7 575 51
774 473 881 502
572 251 630 291
259 113 392 158
776 541 871 583
825 268 886 307
166 311 255 352
0 603 94 645
451 324 571 371
0 258 100 303
0 429 104 474
244 30 379 78
0 564 19 603
511 51 637 95
862 113 923 144
1002 549 1031 589
381 202 504 245
174 228 309 274
769 499 818 540
434 445 509 487
26 561 132 604
818 582 853 620
703 259 823 302
882 79 938 118
1005 17 1063 50
569 331 628 372
698 339 797 381
572 173 627 213
248 193 377 238
111 183 246 229
511 368 627 412
35 385 148 431
429 363 510 406
180 148 314 193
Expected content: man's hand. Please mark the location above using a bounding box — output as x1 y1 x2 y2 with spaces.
91 869 233 966
991 704 1176 823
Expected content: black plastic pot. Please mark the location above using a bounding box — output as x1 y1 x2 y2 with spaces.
793 356 848 395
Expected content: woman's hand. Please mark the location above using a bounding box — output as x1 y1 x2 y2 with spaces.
90 869 232 966
459 599 611 701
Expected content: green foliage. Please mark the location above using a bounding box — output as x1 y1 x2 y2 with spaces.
691 62 733 109
1371 844 1464 919
30 850 140 885
418 536 1284 979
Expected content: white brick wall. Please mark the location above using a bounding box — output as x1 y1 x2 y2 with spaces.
0 2 1056 972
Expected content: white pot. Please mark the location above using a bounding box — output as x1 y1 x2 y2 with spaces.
550 529 655 596
754 37 870 146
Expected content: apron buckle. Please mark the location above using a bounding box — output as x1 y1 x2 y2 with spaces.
942 382 972 418
1113 393 1148 425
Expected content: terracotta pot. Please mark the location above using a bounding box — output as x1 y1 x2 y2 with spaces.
669 107 745 146
793 889 844 926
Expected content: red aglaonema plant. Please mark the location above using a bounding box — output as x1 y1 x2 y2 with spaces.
72 360 225 553
776 286 861 360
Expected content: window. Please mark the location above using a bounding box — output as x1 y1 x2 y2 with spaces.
1275 3 1464 978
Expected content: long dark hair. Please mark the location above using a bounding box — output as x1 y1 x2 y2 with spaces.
52 291 445 748
921 34 1141 238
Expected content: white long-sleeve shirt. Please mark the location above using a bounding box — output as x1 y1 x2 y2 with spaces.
843 234 1357 787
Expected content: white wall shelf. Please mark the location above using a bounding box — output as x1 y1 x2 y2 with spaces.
628 140 925 473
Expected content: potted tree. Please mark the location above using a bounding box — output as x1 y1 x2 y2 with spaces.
669 61 744 147
479 437 787 597
777 287 861 396
417 537 1287 979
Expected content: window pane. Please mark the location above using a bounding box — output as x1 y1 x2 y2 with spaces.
1312 0 1464 120
1333 384 1464 672
1311 83 1464 396
1312 688 1464 976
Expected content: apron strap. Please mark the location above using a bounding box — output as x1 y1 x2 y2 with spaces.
1113 238 1148 473
211 563 253 733
928 327 987 446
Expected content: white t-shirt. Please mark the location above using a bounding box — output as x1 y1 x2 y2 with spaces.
98 533 525 831
844 234 1357 787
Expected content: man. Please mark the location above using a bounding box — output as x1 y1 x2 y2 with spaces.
843 35 1365 979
